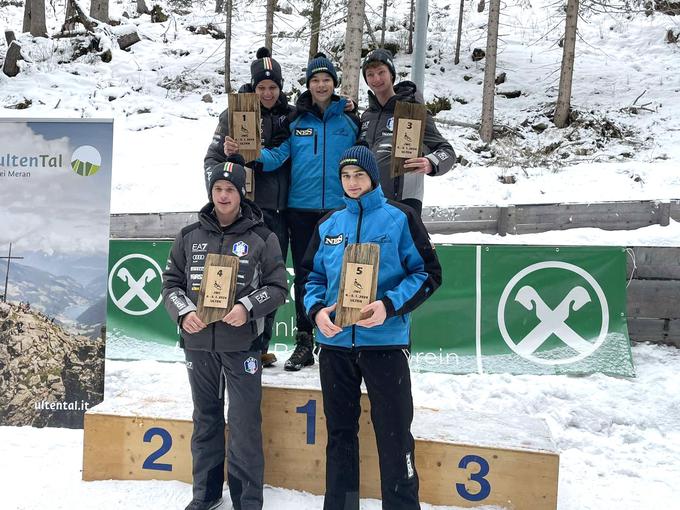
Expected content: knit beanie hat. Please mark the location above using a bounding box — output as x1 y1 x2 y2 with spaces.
250 47 283 90
339 143 380 189
208 155 247 201
306 52 338 87
362 48 396 83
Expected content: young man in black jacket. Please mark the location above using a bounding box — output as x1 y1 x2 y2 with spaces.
204 47 294 367
359 49 457 215
163 155 288 510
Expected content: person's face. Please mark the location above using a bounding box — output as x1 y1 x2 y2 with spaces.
308 73 334 104
364 63 394 97
341 166 372 199
211 180 241 220
255 79 280 109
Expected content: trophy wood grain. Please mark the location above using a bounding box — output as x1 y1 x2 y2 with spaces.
335 243 380 328
390 101 428 177
197 253 240 324
228 93 262 162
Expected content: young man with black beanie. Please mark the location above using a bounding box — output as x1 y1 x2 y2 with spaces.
301 144 442 509
204 47 294 368
164 154 288 510
360 49 456 215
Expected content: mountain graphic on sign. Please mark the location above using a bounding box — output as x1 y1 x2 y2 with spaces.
70 145 102 176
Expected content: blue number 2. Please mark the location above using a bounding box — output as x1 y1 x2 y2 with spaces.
142 427 173 471
456 454 491 501
296 399 317 445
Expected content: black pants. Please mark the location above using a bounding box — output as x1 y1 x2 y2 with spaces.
185 349 264 509
319 348 420 510
260 208 289 353
284 209 327 336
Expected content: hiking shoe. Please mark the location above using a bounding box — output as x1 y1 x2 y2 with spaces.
184 497 223 510
261 352 277 367
284 332 314 371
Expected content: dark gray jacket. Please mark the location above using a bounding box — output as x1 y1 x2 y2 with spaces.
203 84 294 211
359 81 456 203
162 200 288 352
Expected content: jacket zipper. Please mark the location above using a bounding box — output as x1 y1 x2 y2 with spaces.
321 122 326 209
351 200 364 350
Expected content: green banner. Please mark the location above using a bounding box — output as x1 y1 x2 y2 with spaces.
106 240 634 377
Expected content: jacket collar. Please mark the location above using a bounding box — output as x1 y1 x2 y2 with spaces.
199 199 264 235
343 186 386 214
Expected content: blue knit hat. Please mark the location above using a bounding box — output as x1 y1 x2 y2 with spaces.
306 52 338 87
339 144 380 189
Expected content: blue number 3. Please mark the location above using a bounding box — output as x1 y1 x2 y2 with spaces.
142 427 173 471
456 454 491 501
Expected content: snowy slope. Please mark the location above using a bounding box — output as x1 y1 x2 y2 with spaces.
0 0 678 214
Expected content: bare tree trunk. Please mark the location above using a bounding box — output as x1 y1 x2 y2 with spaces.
30 0 48 37
309 0 322 59
265 0 276 51
216 0 224 13
23 0 31 33
364 13 379 49
408 0 414 53
554 0 579 128
480 0 500 143
224 0 233 93
89 0 109 23
454 0 464 65
380 0 387 47
342 0 365 101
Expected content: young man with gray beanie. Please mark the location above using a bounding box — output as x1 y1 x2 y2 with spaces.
163 155 288 510
360 49 456 216
301 144 442 510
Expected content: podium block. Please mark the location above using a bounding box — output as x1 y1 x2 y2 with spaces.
83 385 559 509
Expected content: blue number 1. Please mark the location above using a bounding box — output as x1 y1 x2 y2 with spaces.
456 454 491 501
142 427 173 471
296 399 317 445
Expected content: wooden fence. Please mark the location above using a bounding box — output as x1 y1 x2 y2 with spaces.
110 200 680 347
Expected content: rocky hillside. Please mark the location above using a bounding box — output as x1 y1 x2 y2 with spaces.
0 301 104 428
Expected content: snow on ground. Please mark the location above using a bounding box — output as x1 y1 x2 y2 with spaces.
1 342 678 509
0 1 679 214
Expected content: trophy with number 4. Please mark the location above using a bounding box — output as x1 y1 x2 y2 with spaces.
196 254 240 324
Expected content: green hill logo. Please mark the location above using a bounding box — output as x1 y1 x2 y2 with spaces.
70 145 102 176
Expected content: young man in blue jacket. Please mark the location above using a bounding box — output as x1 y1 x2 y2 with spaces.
302 144 442 510
226 53 360 371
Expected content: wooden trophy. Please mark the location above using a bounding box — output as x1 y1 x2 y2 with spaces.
390 101 428 177
244 166 255 201
334 243 380 328
196 253 240 324
228 93 261 162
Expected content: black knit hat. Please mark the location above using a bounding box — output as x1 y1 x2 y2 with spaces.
306 52 338 87
208 155 247 201
339 144 380 189
250 47 283 90
362 48 396 83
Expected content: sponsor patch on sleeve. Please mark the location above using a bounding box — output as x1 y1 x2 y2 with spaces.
324 234 344 246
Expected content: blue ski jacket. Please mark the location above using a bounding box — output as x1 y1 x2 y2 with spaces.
302 185 442 349
257 92 360 211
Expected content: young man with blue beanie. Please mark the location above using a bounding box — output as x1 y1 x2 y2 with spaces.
226 52 360 371
301 144 442 509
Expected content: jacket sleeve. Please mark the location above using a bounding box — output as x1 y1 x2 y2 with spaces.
162 231 197 324
237 232 288 320
301 223 328 324
422 114 456 177
257 134 291 171
203 109 230 192
381 210 442 317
